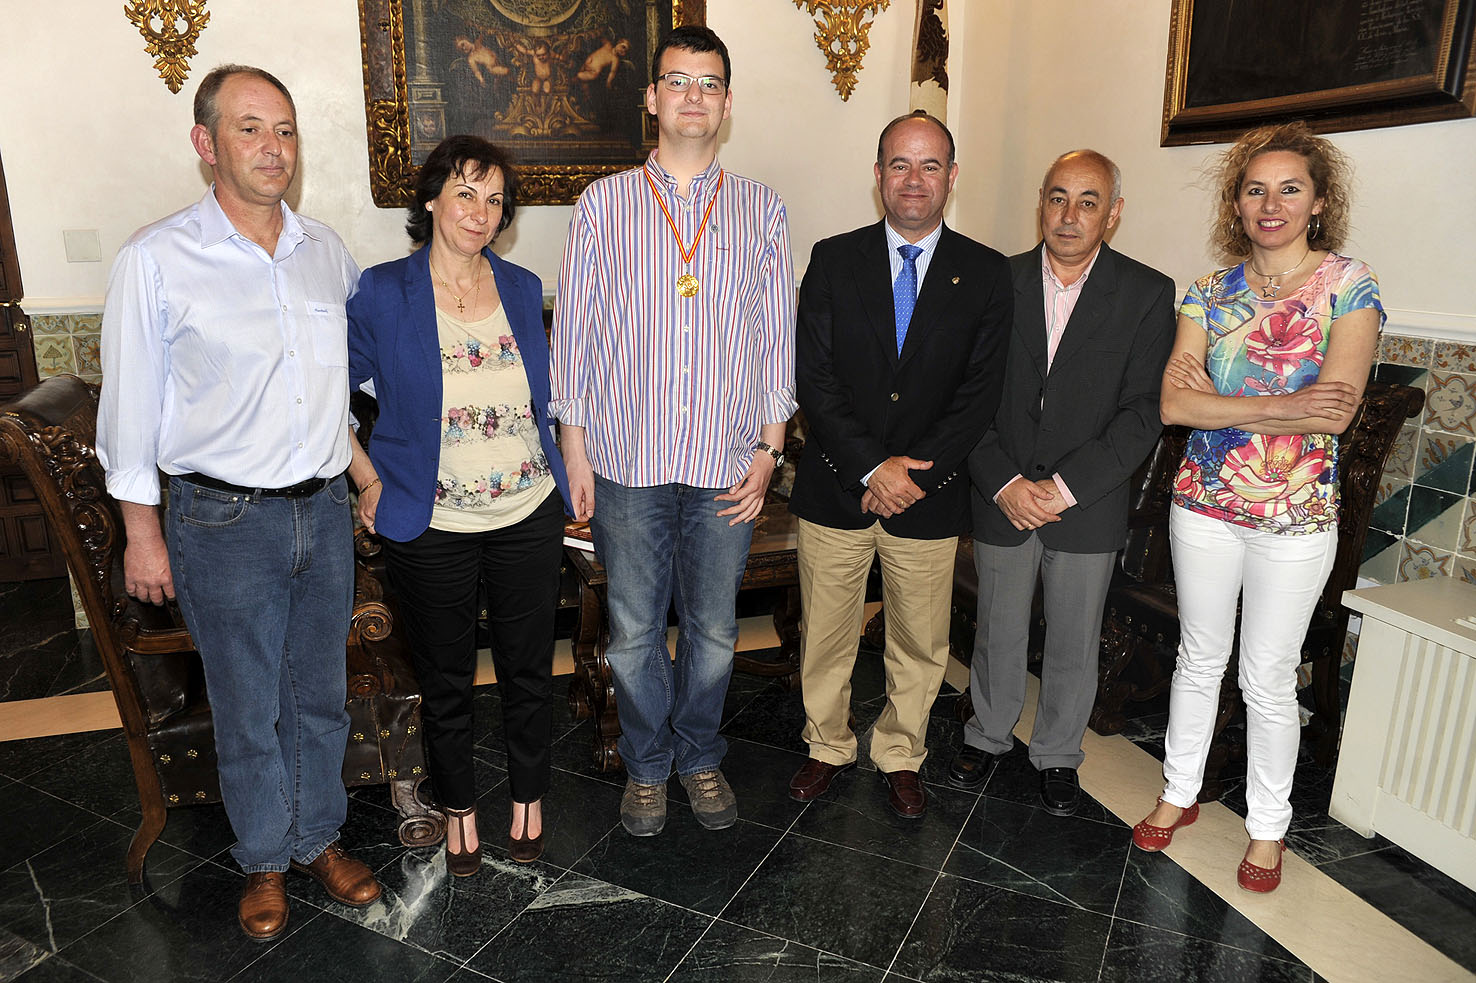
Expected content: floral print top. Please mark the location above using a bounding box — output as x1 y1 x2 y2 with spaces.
1172 253 1384 536
430 303 554 533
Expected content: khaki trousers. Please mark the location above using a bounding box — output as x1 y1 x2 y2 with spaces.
796 518 957 772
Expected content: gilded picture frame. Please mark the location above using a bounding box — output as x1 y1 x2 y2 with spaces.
1161 0 1476 146
359 0 707 206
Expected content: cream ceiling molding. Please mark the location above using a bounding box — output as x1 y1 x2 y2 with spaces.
123 0 211 94
909 0 947 118
792 0 891 101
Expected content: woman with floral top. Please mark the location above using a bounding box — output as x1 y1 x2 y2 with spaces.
1130 122 1383 893
348 136 572 872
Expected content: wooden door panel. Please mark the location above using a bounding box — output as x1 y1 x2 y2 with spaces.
0 150 62 581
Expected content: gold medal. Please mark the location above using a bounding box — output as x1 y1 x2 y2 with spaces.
645 166 724 301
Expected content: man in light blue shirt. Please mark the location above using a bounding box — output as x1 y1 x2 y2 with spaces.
97 64 381 941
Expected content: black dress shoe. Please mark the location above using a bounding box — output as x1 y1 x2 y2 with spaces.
1039 767 1080 816
946 746 995 791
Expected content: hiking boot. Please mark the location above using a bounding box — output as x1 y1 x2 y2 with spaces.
621 779 667 836
680 769 737 830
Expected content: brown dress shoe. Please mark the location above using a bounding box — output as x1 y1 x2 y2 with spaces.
882 769 927 819
290 842 381 907
238 871 288 941
789 758 854 802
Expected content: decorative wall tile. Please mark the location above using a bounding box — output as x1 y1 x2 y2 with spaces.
1406 486 1465 551
1362 528 1398 564
73 335 101 380
31 335 77 376
29 314 71 335
1463 508 1476 555
1434 341 1476 375
1414 432 1474 494
1359 539 1401 585
1424 372 1476 437
1399 541 1452 581
1456 556 1476 587
1370 482 1411 534
28 313 104 382
1374 362 1429 391
1384 424 1419 480
1378 335 1433 367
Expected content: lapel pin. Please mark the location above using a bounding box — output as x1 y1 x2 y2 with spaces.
951 276 960 284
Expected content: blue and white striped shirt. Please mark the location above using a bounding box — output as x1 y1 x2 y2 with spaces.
551 154 796 489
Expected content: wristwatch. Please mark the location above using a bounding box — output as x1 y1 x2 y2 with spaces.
755 440 785 468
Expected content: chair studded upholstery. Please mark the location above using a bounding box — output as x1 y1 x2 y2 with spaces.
0 374 444 883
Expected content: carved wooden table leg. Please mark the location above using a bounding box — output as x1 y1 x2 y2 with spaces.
564 547 623 772
733 585 802 690
565 568 601 722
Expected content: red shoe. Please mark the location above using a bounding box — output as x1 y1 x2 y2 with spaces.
1131 798 1199 852
1237 840 1285 893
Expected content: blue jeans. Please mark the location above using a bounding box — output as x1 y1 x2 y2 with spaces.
168 474 354 873
589 476 753 784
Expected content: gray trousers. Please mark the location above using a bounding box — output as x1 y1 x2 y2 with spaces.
962 534 1116 770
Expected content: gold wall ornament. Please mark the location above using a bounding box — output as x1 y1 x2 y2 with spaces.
123 0 211 95
792 0 891 101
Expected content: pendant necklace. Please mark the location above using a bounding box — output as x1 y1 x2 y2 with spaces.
1248 248 1310 300
430 257 484 314
645 167 724 298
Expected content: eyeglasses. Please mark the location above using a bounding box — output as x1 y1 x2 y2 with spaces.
654 72 728 95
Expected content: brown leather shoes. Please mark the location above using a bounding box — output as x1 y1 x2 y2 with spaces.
789 758 854 802
881 769 927 819
238 871 288 941
290 842 381 907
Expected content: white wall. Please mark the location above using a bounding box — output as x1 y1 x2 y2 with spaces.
949 0 1475 337
2 1 1471 331
1 0 925 307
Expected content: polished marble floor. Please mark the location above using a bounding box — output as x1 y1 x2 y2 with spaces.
1 578 1474 982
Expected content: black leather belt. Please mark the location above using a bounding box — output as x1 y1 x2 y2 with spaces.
177 472 338 498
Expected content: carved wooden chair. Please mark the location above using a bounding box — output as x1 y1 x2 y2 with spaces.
0 374 444 884
1090 380 1424 797
945 381 1423 797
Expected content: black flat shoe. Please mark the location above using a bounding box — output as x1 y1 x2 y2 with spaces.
946 746 995 792
1038 767 1081 817
509 803 544 864
443 805 482 877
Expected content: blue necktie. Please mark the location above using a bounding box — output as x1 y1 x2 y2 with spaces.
894 244 923 355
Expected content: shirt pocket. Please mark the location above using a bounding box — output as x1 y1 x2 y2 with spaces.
306 300 349 367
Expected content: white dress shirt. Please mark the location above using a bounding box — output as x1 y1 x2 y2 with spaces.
98 187 360 505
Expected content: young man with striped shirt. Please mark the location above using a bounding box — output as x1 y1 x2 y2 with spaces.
551 25 796 836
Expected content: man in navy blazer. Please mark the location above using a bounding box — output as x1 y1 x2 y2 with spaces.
787 111 1011 819
949 150 1175 816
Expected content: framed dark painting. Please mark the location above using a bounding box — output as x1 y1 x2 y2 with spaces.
1162 0 1476 146
359 0 707 205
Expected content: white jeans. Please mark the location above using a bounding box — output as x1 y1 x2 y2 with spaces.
1161 506 1337 840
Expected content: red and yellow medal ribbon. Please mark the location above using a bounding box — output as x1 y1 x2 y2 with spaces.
644 166 724 291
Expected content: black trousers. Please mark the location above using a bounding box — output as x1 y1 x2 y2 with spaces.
380 490 565 809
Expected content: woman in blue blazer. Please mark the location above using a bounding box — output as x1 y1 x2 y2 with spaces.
348 136 572 872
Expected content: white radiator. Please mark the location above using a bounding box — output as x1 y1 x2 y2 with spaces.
1332 578 1476 893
